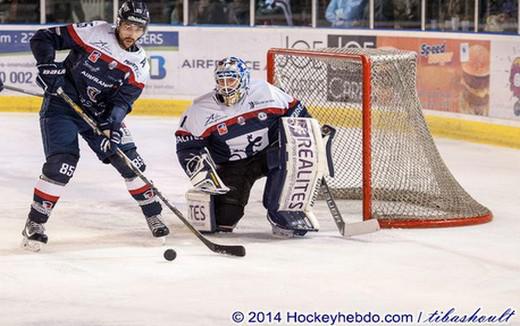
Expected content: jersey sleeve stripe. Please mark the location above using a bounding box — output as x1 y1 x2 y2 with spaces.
200 107 287 138
175 130 193 136
66 25 145 89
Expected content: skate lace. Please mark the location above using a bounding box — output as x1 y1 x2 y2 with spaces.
146 216 164 230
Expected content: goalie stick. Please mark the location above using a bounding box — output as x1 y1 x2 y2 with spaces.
320 177 380 237
320 125 380 237
0 82 245 257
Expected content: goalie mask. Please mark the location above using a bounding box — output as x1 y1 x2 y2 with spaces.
214 56 250 106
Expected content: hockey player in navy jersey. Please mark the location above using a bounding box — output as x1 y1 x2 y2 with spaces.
22 0 169 251
176 57 327 237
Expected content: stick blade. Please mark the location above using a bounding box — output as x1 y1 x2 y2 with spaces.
343 219 380 238
211 244 246 257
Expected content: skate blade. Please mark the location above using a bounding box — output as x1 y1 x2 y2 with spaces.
271 227 305 238
159 236 167 245
21 238 44 252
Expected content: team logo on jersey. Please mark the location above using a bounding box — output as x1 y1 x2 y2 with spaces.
226 129 269 161
258 112 268 121
41 201 54 210
92 40 112 54
88 50 102 63
108 60 118 70
143 189 155 199
217 123 228 136
237 116 246 125
205 113 225 126
87 86 101 103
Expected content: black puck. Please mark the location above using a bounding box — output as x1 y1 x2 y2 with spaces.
163 248 177 261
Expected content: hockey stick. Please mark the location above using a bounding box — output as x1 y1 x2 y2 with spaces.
0 82 44 97
320 177 380 237
2 82 245 256
320 125 380 237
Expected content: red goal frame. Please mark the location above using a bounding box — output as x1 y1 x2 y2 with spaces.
267 48 492 228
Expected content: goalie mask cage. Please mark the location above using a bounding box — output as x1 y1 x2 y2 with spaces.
267 47 492 228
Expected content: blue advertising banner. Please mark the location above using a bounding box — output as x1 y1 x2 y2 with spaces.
0 31 35 54
0 30 178 54
138 31 179 51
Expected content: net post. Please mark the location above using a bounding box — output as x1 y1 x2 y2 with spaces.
361 55 372 222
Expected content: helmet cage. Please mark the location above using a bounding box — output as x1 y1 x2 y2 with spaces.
214 57 250 106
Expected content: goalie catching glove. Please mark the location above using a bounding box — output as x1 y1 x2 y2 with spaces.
186 148 230 195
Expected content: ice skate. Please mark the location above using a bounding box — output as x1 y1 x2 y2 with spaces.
146 215 170 238
21 219 48 252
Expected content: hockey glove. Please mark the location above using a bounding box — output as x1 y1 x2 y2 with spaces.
99 106 127 154
186 149 230 195
36 62 66 95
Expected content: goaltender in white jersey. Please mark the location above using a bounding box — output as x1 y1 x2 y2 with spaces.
175 56 327 237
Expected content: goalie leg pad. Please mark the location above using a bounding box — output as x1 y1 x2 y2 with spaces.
186 189 217 233
187 191 245 233
263 117 326 233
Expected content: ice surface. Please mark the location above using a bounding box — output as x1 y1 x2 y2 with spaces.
0 113 519 325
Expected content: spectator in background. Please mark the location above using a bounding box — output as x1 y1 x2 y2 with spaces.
325 0 366 27
370 0 394 27
4 0 39 23
46 0 85 23
227 0 250 24
257 0 293 26
190 0 228 24
0 0 8 23
168 0 183 24
145 0 183 24
482 0 518 32
147 0 170 23
392 0 419 29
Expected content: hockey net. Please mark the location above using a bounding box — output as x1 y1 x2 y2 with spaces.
267 47 492 228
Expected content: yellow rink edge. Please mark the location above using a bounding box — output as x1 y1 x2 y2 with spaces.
1 96 519 149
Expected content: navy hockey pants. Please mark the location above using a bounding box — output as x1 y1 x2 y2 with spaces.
39 95 136 162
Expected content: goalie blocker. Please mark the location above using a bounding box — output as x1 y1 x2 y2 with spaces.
185 117 327 236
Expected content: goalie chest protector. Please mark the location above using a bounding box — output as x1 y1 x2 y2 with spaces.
176 80 298 164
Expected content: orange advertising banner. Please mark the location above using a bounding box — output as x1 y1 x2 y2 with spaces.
377 37 491 116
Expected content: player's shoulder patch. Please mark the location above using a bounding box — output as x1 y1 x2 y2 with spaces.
183 92 227 136
114 43 149 84
70 21 114 51
244 79 292 110
72 20 110 33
